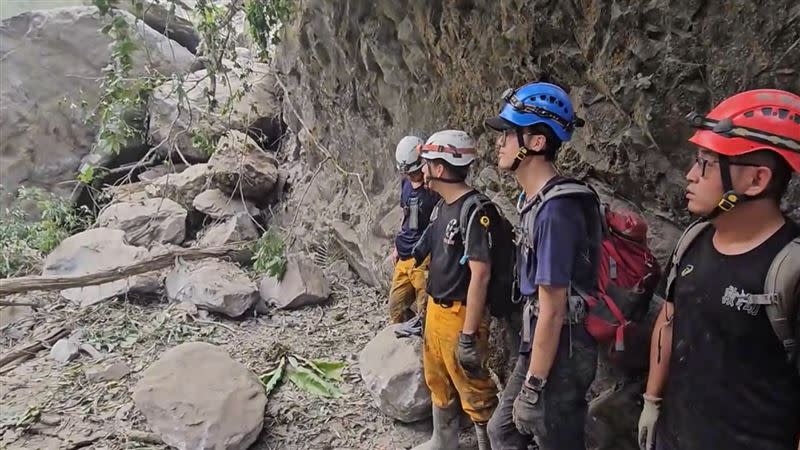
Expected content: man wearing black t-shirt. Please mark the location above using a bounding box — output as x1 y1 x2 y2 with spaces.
410 130 498 450
638 89 800 450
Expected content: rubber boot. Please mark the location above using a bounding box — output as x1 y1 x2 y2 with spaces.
474 422 491 450
412 402 460 450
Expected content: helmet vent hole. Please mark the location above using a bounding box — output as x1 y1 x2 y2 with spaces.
743 111 755 118
539 95 546 101
793 114 800 125
778 108 789 119
761 107 773 116
549 96 556 103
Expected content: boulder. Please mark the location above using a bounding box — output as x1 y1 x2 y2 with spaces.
144 163 212 208
165 259 258 317
258 256 331 310
105 182 151 204
137 163 188 182
149 60 281 162
42 228 160 307
133 342 266 450
0 7 192 210
375 205 403 239
50 338 80 364
119 0 200 52
96 197 187 246
359 324 431 423
193 188 259 219
197 214 260 247
208 131 279 201
85 361 132 383
331 221 381 287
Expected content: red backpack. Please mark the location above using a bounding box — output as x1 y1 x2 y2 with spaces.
522 180 661 368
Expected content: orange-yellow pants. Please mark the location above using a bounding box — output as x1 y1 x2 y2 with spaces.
423 297 498 423
388 257 428 323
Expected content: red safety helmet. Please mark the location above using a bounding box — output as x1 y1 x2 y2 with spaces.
687 89 800 172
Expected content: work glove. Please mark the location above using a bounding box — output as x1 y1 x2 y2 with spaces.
456 332 486 378
637 394 661 450
394 316 423 338
512 383 546 437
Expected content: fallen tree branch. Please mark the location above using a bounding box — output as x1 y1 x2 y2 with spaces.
124 429 164 445
0 242 253 297
0 325 70 369
0 300 40 307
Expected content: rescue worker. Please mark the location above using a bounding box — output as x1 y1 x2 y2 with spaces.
485 81 600 450
389 135 439 325
637 89 800 450
411 130 498 450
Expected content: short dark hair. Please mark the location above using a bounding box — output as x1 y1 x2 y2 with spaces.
431 159 470 181
524 124 563 161
731 150 792 200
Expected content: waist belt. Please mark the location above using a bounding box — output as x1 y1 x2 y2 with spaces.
521 295 586 346
432 298 462 308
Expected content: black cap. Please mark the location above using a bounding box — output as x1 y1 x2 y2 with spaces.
484 116 515 131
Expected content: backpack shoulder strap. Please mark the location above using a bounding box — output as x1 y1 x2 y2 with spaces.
458 192 494 265
519 180 601 241
429 198 444 222
746 237 800 363
664 220 712 301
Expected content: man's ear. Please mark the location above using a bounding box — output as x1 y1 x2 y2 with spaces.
740 166 774 197
526 134 547 152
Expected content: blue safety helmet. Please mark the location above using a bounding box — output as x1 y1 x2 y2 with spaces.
485 82 583 142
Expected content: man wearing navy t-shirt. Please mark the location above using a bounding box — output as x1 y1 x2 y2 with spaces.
485 81 600 450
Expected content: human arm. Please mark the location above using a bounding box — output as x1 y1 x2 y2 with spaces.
637 284 674 450
463 259 490 334
526 285 568 379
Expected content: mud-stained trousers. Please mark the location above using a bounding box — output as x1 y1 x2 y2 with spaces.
423 297 499 423
389 256 429 323
487 316 598 450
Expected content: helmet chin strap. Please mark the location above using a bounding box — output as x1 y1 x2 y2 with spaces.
510 128 544 171
705 155 765 219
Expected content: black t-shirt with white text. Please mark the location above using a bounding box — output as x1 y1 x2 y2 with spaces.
658 221 800 450
423 190 491 302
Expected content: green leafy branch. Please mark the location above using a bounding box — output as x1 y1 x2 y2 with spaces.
259 353 345 399
251 228 287 280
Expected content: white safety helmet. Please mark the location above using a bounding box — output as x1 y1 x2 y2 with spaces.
418 130 477 167
395 136 425 173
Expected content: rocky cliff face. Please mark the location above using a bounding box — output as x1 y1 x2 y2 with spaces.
274 0 799 271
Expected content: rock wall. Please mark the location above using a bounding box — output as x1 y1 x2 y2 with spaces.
274 0 799 269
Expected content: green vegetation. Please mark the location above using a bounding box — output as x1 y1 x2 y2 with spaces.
0 187 93 278
251 228 287 280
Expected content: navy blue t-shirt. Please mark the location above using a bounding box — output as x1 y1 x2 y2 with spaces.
395 179 439 258
517 183 600 353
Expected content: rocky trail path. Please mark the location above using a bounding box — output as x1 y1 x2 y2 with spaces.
0 269 486 450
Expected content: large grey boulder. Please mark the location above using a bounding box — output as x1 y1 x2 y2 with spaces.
359 324 431 423
193 188 259 219
96 197 187 246
42 228 160 307
331 221 382 288
208 131 279 201
165 259 258 317
149 60 281 162
133 342 267 450
196 214 260 247
258 256 330 310
0 7 193 210
144 163 212 209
